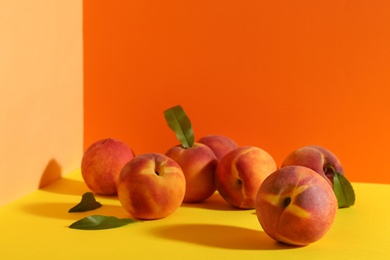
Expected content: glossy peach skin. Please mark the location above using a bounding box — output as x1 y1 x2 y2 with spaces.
215 146 277 209
281 145 344 186
165 142 218 203
81 138 135 195
256 165 338 246
117 153 186 220
197 134 238 160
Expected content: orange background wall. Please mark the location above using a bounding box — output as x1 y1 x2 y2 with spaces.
83 1 390 184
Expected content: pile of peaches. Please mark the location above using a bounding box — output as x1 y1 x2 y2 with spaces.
80 105 354 246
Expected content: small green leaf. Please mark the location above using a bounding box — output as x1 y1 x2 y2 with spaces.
69 215 138 230
68 192 102 213
333 172 356 208
164 105 194 148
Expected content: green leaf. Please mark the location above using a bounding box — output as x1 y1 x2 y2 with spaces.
164 105 194 148
333 172 356 208
68 192 102 213
69 215 138 230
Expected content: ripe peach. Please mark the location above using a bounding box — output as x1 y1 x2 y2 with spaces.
256 165 338 246
81 138 135 195
281 145 344 186
117 153 186 220
215 146 277 209
165 142 218 203
197 134 238 160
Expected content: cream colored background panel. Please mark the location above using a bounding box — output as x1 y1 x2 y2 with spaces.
0 0 83 205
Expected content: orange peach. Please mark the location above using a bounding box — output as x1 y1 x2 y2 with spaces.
281 145 344 186
256 165 338 246
81 138 135 195
117 153 186 220
197 134 238 160
215 146 277 209
165 142 218 203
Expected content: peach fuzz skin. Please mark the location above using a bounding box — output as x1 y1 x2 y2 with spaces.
281 145 344 186
215 146 277 209
256 165 338 246
117 153 186 220
197 134 238 160
165 142 218 203
81 138 135 195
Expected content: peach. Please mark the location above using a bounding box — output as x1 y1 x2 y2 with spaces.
197 134 238 160
117 153 186 220
81 138 135 195
215 146 277 209
281 145 344 186
256 165 338 246
165 142 218 203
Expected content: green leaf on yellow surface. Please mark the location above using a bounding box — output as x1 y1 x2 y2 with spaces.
164 105 194 148
333 172 356 208
69 215 138 230
68 192 102 213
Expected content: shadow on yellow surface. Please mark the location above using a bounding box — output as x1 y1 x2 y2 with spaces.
40 172 120 202
41 178 89 196
152 223 298 250
181 192 238 211
42 178 87 195
22 202 126 221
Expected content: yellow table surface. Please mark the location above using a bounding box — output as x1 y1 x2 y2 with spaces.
1 169 389 259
